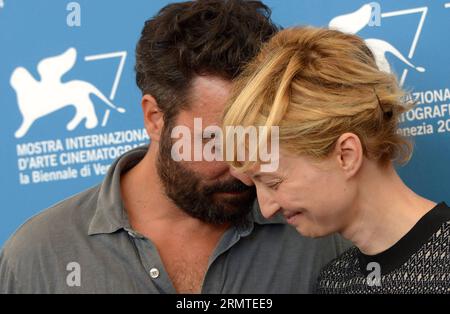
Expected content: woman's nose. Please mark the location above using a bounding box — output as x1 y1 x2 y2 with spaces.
257 192 280 219
229 167 254 186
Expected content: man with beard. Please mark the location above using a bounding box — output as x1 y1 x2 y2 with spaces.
0 0 348 294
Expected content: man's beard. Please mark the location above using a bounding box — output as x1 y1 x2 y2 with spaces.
156 124 256 226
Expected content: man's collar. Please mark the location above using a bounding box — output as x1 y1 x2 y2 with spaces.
88 145 148 236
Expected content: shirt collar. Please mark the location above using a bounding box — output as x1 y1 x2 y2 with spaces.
88 145 148 236
88 145 285 236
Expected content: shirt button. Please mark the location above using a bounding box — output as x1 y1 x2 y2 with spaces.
149 268 160 279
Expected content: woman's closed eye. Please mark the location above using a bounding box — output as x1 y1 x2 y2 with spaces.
265 179 283 190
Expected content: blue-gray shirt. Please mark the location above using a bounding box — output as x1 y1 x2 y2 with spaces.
0 145 349 293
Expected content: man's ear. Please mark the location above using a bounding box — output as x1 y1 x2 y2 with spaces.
141 94 164 142
334 133 363 178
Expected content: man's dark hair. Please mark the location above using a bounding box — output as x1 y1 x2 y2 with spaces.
135 0 279 121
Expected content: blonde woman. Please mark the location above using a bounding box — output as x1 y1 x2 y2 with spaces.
222 27 450 293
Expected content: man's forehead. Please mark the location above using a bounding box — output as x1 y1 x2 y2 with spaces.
188 75 232 115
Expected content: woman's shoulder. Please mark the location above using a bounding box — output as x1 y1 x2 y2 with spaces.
316 246 362 289
320 246 360 272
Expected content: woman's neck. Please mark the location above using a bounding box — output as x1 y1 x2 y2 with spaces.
341 164 436 256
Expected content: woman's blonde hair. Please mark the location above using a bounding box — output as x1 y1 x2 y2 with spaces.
222 26 413 171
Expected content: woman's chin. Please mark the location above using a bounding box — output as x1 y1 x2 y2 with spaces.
294 225 329 238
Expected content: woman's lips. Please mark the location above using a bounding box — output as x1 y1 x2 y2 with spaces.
283 210 303 225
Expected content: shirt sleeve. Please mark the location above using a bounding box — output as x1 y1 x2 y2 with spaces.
0 250 20 294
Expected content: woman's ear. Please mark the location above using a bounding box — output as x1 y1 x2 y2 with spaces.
334 133 363 179
141 94 164 142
